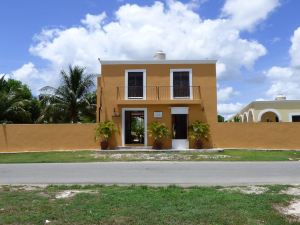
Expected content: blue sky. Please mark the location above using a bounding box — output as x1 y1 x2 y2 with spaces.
1 0 300 118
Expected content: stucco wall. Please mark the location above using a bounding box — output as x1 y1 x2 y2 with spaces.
1 123 300 152
211 123 300 150
0 124 98 152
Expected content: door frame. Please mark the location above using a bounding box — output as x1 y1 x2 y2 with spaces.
122 108 147 146
171 107 189 149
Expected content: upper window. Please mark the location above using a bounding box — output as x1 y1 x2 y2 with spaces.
125 70 146 99
170 69 192 99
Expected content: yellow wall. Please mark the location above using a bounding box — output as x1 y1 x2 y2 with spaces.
2 123 300 152
0 124 98 152
211 122 300 150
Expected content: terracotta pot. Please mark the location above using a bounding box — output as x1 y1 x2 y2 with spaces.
194 139 203 149
152 139 163 150
100 140 109 150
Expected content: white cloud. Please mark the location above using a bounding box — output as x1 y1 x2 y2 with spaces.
265 26 300 99
81 13 106 30
217 86 239 102
216 62 227 78
290 27 300 67
8 0 275 95
11 63 58 93
265 66 294 79
222 0 280 31
217 102 244 117
12 62 39 81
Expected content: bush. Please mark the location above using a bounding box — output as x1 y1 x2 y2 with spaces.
95 121 117 149
148 121 169 149
189 121 209 149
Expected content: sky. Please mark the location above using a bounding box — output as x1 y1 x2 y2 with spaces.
0 0 300 118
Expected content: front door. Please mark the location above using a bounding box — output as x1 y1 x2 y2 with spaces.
124 110 145 144
172 114 189 149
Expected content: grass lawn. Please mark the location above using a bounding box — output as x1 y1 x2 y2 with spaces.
0 185 299 225
0 149 300 163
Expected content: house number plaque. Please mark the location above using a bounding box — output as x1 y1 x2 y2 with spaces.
154 111 163 118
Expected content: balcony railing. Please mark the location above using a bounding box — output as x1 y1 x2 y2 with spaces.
116 86 201 101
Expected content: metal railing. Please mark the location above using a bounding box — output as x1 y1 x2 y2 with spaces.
116 86 201 100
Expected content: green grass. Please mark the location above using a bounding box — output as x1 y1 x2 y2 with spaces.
0 149 300 163
0 185 299 225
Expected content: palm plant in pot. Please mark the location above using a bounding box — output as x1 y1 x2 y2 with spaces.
148 121 169 149
189 120 209 149
95 121 117 150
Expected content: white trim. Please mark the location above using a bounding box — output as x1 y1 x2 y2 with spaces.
172 140 189 149
257 109 282 122
171 107 189 114
121 108 147 147
125 69 146 100
288 112 300 122
170 68 193 100
101 60 217 65
243 112 248 123
239 115 243 122
247 109 255 122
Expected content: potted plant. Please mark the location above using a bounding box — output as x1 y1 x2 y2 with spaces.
95 121 117 150
148 121 169 149
189 120 209 149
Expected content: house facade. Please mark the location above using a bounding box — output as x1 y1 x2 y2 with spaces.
231 96 300 123
97 53 217 149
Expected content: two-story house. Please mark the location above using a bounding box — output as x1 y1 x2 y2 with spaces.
97 52 217 149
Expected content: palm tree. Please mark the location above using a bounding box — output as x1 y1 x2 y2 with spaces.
39 65 95 123
0 75 37 123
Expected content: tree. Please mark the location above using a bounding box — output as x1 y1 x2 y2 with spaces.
39 65 95 123
0 75 40 123
79 91 96 123
218 115 225 122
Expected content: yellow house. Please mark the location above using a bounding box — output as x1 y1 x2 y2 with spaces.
231 95 300 123
97 52 217 149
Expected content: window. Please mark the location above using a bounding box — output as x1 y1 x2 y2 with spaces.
125 70 146 99
292 115 300 122
170 69 192 99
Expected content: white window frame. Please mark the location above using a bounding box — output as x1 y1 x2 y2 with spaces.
170 69 193 100
121 108 147 146
288 112 300 122
125 69 146 100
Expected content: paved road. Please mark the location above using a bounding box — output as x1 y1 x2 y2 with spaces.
1 162 300 186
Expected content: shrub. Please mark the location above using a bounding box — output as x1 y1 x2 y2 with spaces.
95 121 117 149
189 121 209 149
148 121 169 149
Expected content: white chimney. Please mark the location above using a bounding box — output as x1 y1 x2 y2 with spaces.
153 50 166 60
275 94 286 101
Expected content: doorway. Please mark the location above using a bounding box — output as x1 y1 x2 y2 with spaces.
122 108 147 146
171 107 189 149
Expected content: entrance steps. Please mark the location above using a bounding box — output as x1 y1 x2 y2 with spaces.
115 146 152 150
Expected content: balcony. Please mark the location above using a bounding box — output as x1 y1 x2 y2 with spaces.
116 86 201 105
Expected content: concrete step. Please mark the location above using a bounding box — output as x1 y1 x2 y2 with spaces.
115 146 152 150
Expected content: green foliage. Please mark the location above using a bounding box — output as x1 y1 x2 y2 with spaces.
233 116 241 122
79 91 96 123
218 114 225 122
148 121 169 140
131 117 144 143
0 75 40 124
95 121 117 141
39 65 95 123
189 120 210 140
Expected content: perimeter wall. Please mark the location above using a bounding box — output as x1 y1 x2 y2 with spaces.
1 123 300 152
